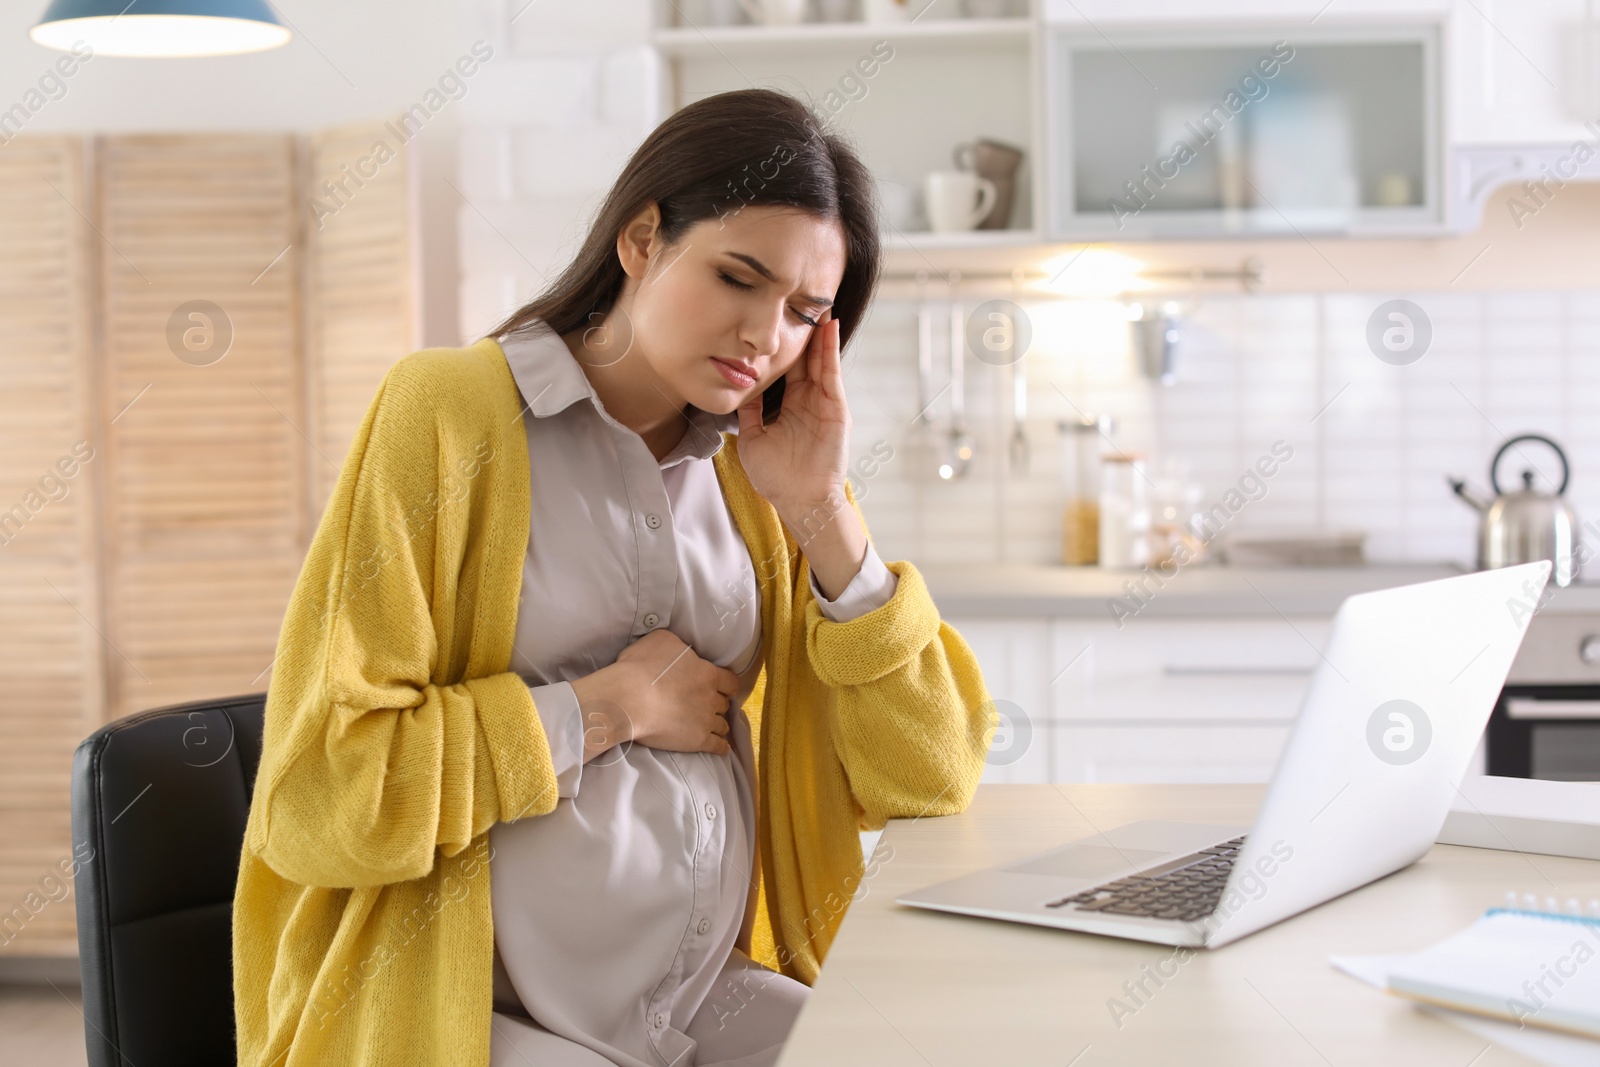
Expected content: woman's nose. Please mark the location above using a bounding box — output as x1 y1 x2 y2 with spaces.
742 303 783 359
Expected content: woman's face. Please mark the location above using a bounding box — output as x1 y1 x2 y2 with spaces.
613 202 848 415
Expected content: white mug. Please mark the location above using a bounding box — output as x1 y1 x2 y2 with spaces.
923 171 997 232
862 0 912 22
735 0 807 24
704 0 747 25
876 177 920 231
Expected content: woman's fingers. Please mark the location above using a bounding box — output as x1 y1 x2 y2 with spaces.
824 317 842 396
808 315 826 383
788 309 832 387
714 666 740 696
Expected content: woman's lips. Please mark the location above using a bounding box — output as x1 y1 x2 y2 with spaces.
711 357 757 387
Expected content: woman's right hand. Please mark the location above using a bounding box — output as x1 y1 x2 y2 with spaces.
570 629 739 761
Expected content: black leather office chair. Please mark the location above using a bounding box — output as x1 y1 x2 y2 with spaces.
71 692 266 1067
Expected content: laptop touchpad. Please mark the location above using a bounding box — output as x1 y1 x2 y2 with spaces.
1004 844 1169 880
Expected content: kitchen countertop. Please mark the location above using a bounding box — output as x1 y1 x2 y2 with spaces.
914 561 1600 618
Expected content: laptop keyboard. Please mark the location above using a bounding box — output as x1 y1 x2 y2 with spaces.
1042 835 1247 922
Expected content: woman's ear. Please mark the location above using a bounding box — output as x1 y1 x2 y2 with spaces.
615 201 664 280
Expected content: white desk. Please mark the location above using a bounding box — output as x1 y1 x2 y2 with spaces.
776 784 1600 1067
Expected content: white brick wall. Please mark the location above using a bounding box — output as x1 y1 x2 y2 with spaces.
841 289 1600 576
455 0 658 342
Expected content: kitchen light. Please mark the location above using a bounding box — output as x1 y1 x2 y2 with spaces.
1038 248 1146 299
32 0 291 58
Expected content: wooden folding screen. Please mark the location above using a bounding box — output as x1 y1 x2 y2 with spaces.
0 123 415 957
0 136 98 956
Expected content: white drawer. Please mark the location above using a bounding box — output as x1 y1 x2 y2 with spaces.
1049 617 1330 723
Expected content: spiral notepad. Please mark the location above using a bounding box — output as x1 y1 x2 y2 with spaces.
1331 909 1600 1041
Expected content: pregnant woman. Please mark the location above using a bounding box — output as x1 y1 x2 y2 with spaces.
232 87 993 1067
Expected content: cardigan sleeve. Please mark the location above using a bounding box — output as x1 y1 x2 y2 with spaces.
244 357 562 890
801 480 994 832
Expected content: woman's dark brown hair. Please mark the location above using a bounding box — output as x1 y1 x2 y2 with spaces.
484 88 882 423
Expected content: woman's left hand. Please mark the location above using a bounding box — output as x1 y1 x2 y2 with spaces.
735 313 849 519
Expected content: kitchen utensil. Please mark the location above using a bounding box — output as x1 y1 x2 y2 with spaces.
1130 307 1180 385
924 171 997 233
733 0 806 24
1007 271 1029 474
1009 360 1028 473
943 272 974 479
952 138 1024 230
904 271 944 482
1448 433 1581 587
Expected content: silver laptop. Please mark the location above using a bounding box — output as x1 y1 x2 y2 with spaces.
897 560 1553 949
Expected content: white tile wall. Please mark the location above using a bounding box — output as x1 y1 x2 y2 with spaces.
842 289 1600 575
455 0 657 342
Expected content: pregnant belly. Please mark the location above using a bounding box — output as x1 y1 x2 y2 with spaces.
488 730 752 1021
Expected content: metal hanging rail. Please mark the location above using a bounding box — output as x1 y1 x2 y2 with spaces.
877 256 1265 292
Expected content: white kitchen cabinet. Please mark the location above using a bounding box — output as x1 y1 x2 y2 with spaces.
1047 616 1327 783
1444 0 1600 146
1043 21 1447 237
1051 617 1328 723
947 613 1330 785
945 619 1054 785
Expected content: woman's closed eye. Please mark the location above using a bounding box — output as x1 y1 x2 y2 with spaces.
718 271 818 327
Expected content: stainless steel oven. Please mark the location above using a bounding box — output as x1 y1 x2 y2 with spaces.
1486 606 1600 781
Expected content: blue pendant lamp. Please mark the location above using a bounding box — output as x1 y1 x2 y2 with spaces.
32 0 291 57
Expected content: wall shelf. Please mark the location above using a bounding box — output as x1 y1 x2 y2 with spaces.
651 3 1042 244
652 16 1033 58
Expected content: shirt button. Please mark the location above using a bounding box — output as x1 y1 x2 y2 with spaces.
646 513 661 529
697 917 711 935
652 1012 665 1029
704 802 717 820
643 613 659 628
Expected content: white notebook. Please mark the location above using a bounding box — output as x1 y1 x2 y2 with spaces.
1331 909 1600 1042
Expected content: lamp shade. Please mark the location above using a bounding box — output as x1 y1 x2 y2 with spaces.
31 0 291 57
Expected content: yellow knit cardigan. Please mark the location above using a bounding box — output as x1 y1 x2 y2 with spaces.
232 336 993 1066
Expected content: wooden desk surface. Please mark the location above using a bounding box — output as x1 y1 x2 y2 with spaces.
776 784 1600 1067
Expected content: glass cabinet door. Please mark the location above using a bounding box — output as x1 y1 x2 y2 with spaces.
1045 23 1443 238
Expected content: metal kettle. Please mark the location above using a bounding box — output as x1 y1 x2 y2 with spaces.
1449 433 1581 587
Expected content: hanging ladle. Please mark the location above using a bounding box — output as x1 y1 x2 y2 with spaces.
943 270 974 480
907 270 945 481
1007 268 1029 476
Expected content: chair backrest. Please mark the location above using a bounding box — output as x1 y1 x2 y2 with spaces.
71 693 266 1067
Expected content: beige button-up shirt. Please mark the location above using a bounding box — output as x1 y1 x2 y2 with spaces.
486 320 896 1067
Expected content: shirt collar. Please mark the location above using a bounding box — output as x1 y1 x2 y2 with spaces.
496 319 740 466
